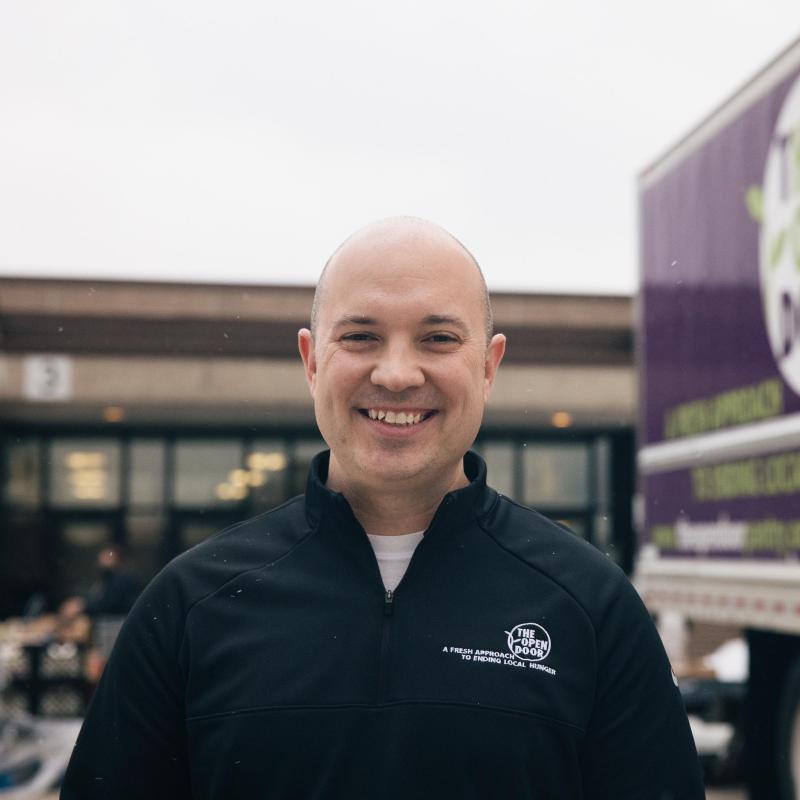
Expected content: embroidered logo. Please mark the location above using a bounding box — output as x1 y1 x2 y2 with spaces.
440 621 556 676
505 622 551 663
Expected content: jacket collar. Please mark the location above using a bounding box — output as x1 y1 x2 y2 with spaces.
304 450 497 534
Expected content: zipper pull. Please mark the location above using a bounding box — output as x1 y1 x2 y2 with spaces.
384 589 394 615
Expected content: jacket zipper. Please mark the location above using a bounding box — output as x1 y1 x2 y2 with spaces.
376 588 394 702
371 509 447 703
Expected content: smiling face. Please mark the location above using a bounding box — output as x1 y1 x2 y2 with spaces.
298 219 505 497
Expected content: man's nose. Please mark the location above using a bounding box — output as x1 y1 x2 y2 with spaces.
370 343 425 392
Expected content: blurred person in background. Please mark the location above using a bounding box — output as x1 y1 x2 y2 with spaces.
58 544 141 685
58 544 141 623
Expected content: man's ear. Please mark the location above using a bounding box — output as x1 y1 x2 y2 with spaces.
298 328 317 395
483 333 506 401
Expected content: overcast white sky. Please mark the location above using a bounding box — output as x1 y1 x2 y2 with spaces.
2 1 800 295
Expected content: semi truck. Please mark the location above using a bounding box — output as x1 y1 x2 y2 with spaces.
636 35 800 799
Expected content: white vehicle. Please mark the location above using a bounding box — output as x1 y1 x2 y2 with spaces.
636 35 800 799
0 713 81 799
0 642 81 798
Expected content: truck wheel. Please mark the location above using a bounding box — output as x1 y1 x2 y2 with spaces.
778 656 800 800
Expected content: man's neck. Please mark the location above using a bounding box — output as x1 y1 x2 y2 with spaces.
327 461 469 536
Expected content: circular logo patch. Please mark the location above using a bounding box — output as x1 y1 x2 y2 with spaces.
506 622 551 662
760 73 800 395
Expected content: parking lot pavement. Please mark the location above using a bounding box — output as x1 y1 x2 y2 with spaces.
44 791 748 799
44 787 747 799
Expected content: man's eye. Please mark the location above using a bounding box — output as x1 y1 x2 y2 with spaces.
426 333 459 344
341 333 376 342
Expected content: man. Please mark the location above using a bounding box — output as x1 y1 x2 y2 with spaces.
57 544 143 684
59 544 141 622
62 218 704 798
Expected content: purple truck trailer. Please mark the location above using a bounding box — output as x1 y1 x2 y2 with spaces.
636 36 800 799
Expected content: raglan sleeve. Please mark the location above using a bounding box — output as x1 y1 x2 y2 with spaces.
61 566 193 799
579 576 705 799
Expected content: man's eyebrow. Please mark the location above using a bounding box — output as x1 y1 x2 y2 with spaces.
330 313 470 330
421 314 469 331
332 314 376 328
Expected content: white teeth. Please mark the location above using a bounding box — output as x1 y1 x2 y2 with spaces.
366 409 427 426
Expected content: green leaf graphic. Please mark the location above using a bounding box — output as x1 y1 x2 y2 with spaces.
745 185 763 222
770 230 786 268
794 207 800 272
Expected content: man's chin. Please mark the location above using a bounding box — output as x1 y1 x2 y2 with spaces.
339 449 435 488
354 448 469 492
363 457 429 485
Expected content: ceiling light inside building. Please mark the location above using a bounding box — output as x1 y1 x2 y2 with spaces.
70 469 107 489
65 451 109 501
551 411 573 429
229 469 251 487
72 486 106 500
216 482 248 501
247 452 287 472
249 471 267 487
65 452 107 470
103 406 126 423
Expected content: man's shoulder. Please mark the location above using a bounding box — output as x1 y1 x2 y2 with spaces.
147 494 312 609
482 492 622 572
481 493 636 620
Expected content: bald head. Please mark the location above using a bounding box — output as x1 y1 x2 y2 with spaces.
310 217 494 344
297 216 507 498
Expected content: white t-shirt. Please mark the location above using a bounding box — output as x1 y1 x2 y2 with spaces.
366 531 424 592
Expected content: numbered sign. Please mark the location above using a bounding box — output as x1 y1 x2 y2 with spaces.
23 355 73 401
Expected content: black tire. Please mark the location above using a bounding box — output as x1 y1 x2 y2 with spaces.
777 655 800 800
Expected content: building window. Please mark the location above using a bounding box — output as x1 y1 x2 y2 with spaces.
522 442 590 507
173 439 244 508
291 440 327 496
49 439 121 509
476 441 515 498
126 512 166 582
129 440 165 508
3 438 40 508
247 441 289 512
57 519 114 598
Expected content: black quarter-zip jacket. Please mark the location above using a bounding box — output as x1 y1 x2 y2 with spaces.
62 451 704 799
